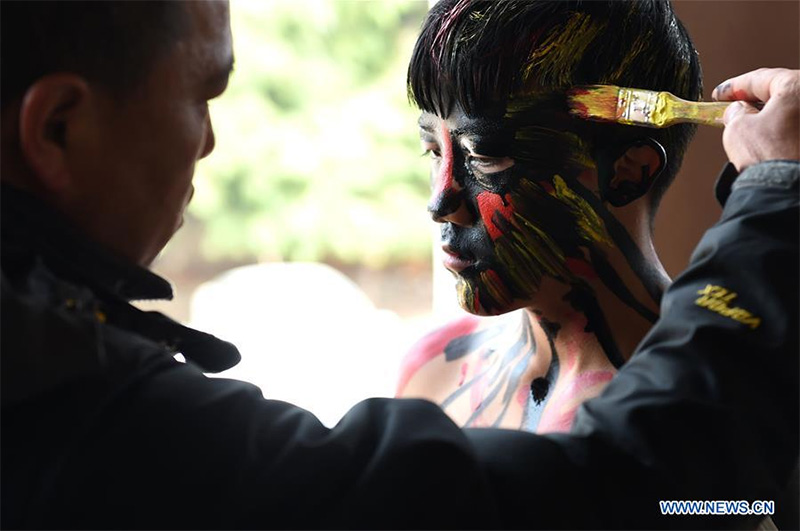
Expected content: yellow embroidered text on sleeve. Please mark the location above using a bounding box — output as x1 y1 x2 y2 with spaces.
695 284 761 330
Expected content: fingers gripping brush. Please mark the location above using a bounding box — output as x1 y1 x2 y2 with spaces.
567 85 747 128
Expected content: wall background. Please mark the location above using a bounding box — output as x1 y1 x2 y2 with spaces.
656 0 799 275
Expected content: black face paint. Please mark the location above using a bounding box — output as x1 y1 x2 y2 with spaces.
521 317 560 432
595 138 666 207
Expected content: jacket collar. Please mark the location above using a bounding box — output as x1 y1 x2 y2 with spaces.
1 184 173 302
1 184 241 373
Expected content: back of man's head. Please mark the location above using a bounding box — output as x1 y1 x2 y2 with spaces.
1 1 188 109
408 0 703 214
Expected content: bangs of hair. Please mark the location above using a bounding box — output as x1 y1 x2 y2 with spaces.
407 1 700 116
408 1 554 116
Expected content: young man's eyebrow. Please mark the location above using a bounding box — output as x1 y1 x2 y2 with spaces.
418 121 435 134
417 122 471 138
417 119 490 139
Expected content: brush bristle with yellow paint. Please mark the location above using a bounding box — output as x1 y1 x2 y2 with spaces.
567 85 731 128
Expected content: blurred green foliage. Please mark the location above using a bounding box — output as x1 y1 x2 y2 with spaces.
191 0 432 267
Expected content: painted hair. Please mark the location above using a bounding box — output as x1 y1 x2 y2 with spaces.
1 1 189 108
408 0 703 216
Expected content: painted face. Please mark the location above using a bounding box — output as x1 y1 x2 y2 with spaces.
421 98 615 316
73 1 233 266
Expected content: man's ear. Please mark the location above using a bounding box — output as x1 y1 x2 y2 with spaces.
599 138 666 207
19 74 91 193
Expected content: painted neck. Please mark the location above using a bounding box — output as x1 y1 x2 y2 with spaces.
607 199 672 303
524 235 665 368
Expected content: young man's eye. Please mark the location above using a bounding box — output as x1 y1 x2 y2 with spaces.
421 141 442 160
468 155 514 173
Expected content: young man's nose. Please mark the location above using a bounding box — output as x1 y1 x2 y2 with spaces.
427 164 474 226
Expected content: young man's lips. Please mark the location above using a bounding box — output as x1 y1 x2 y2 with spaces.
442 245 475 272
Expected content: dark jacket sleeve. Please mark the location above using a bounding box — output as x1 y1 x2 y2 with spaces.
463 160 799 529
577 160 799 528
2 162 797 530
572 160 799 528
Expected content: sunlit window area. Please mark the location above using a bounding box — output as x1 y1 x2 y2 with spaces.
139 0 443 425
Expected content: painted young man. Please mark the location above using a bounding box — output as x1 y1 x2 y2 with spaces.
397 0 703 432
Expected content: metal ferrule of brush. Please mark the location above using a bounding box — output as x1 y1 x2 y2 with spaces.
616 87 663 126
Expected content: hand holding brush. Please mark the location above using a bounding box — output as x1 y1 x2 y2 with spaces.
711 68 799 170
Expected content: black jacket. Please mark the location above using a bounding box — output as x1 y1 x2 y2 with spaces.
2 161 798 529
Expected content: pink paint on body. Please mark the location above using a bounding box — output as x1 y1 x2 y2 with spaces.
553 314 593 372
537 369 615 433
458 362 469 386
516 384 529 407
560 336 580 372
395 314 480 395
572 369 615 390
469 355 489 414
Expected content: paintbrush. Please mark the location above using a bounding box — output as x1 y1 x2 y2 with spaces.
567 85 738 128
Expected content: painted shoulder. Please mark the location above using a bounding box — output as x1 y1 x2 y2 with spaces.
395 313 487 397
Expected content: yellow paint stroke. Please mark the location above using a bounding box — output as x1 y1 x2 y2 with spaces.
480 270 514 308
551 175 614 246
495 240 544 295
602 30 653 85
457 278 475 312
502 97 598 170
512 216 567 277
516 125 596 170
520 12 605 89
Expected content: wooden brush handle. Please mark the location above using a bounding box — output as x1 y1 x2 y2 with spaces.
663 95 731 127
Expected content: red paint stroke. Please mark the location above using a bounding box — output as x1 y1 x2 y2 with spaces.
483 268 504 289
569 87 592 97
432 0 472 66
431 121 455 199
572 369 614 390
574 168 596 189
395 314 480 396
565 257 597 280
568 100 591 120
477 191 515 240
458 362 468 386
482 268 511 306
